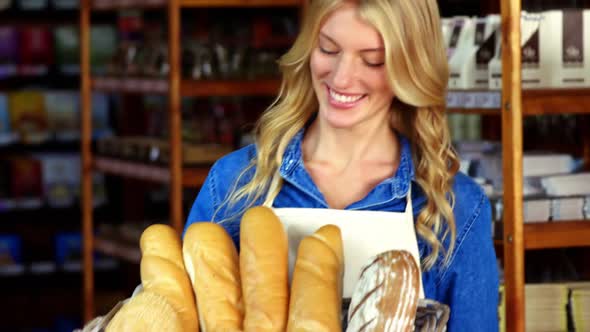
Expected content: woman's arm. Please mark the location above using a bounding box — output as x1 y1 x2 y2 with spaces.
438 193 500 331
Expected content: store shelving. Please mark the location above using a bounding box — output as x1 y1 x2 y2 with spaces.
80 0 305 321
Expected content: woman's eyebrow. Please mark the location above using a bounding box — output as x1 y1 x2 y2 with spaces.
319 32 384 53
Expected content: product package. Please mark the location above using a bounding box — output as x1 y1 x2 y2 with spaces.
0 93 17 145
19 26 52 75
0 235 23 276
90 25 117 75
448 15 500 89
10 156 43 208
45 91 79 141
17 0 48 10
51 0 77 9
38 153 79 208
54 26 79 75
8 91 49 144
0 27 18 78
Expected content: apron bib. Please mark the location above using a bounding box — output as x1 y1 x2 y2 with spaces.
264 188 424 299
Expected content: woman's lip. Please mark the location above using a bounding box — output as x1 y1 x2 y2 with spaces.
325 85 366 109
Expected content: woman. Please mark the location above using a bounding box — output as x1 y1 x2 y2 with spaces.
185 0 499 330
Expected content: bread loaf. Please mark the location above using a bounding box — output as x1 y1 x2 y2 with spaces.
240 206 289 332
287 224 344 332
139 224 199 332
183 222 244 332
346 250 420 332
106 291 183 332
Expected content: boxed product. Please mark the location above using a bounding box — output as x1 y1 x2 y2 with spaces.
448 15 500 89
488 26 502 90
19 26 52 75
0 0 12 10
0 93 18 145
540 10 590 88
92 93 112 139
54 26 79 75
45 91 79 141
8 91 49 144
90 25 117 75
0 27 18 78
55 232 82 272
38 153 79 208
51 0 77 9
10 156 43 208
0 235 23 276
17 0 48 10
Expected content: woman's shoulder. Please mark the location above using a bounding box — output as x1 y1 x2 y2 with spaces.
207 144 257 191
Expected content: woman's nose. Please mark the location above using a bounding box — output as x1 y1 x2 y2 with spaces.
331 55 355 89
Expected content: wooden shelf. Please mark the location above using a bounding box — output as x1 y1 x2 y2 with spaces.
180 79 281 97
522 89 590 115
94 157 209 188
180 0 301 8
92 0 166 10
94 236 141 264
524 221 590 250
92 77 168 94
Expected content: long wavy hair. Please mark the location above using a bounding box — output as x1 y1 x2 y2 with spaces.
217 0 460 270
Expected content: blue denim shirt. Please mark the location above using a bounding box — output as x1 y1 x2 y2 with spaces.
185 130 499 331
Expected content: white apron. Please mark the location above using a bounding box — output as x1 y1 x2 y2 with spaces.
264 188 425 299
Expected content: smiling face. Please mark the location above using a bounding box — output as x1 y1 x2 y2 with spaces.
309 2 394 131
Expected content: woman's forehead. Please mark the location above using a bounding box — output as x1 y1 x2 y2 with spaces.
319 5 385 49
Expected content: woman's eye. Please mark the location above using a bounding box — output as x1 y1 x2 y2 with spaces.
364 61 384 68
319 46 339 55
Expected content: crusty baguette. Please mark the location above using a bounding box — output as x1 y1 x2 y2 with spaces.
182 222 244 332
287 224 344 332
240 206 289 332
138 224 199 332
106 291 183 332
346 250 420 332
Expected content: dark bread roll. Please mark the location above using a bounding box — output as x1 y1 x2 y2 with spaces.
346 250 420 332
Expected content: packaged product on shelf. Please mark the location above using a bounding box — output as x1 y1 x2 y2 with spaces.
8 91 50 144
448 15 500 90
17 0 48 10
45 91 80 141
488 25 502 90
440 17 455 55
51 0 77 10
92 93 112 139
10 156 43 209
55 232 116 272
0 235 24 276
37 153 79 208
0 0 12 10
0 27 18 78
54 26 80 75
521 11 545 88
0 93 18 145
90 25 117 76
19 26 52 76
539 10 590 88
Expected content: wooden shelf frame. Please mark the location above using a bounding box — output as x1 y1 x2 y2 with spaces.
524 221 590 250
93 157 209 188
81 0 305 322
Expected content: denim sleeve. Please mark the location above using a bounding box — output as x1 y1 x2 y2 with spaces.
183 166 218 236
438 194 500 331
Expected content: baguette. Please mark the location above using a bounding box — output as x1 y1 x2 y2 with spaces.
106 291 183 332
183 222 244 332
240 206 289 332
346 250 420 332
287 224 344 332
139 224 199 332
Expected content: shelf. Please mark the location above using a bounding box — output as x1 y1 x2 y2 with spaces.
522 89 590 115
94 236 141 264
181 78 281 97
92 0 167 10
93 157 209 187
92 77 168 94
92 77 281 97
524 221 590 250
180 0 301 8
445 89 590 115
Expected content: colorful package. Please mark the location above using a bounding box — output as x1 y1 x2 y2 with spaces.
53 26 79 75
0 235 22 268
8 91 49 144
90 25 117 75
45 91 79 140
10 156 43 204
92 93 112 139
38 153 79 208
0 27 18 78
19 26 52 75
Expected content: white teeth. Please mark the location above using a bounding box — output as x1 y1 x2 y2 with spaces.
329 88 363 104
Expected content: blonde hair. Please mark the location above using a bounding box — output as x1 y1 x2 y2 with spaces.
218 0 459 270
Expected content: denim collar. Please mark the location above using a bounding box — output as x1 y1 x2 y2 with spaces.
279 128 415 209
